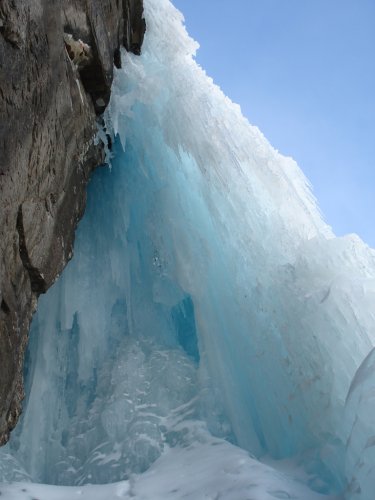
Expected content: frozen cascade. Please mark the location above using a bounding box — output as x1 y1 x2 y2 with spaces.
1 0 375 498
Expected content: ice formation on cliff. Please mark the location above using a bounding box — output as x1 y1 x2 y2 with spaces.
1 0 375 498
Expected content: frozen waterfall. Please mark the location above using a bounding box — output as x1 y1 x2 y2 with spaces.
1 0 375 498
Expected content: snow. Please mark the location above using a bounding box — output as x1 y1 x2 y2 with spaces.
1 438 339 500
1 0 375 498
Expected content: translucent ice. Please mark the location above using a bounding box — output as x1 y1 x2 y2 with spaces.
342 348 375 499
2 0 375 498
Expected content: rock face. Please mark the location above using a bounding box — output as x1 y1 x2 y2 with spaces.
0 0 145 445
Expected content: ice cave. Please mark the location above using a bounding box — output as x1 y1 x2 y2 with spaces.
1 0 375 498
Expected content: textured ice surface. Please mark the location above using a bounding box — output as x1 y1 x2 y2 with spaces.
342 348 375 499
0 438 341 500
1 0 375 498
1 155 232 487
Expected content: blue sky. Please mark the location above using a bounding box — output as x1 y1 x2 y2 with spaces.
172 0 375 247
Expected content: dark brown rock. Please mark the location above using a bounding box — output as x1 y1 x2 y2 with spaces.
0 0 145 445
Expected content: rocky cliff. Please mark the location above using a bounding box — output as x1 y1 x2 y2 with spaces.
0 0 145 445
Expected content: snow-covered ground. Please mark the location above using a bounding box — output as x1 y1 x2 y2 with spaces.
1 440 340 500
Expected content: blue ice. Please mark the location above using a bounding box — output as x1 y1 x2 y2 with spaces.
1 0 375 498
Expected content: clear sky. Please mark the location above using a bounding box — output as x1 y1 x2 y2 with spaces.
172 0 375 247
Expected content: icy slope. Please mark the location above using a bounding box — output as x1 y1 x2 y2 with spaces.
0 438 340 500
2 0 375 498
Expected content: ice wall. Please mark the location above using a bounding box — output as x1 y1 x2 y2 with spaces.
3 159 230 485
105 0 375 487
2 0 375 497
